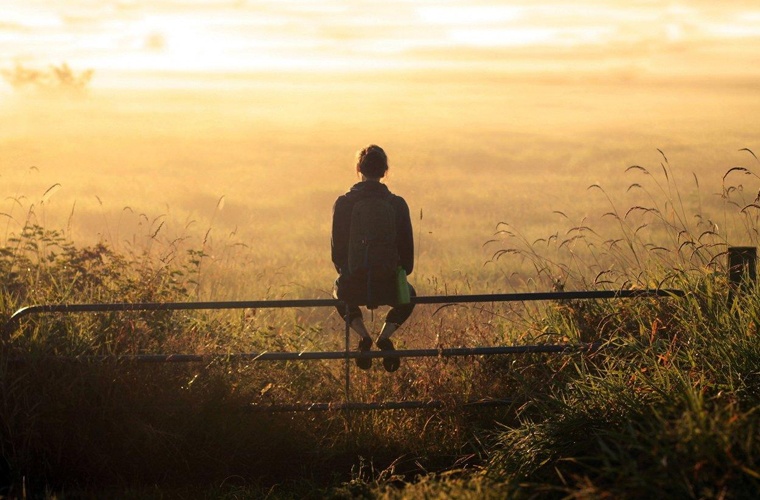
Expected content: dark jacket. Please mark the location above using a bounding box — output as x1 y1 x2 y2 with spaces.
331 181 414 277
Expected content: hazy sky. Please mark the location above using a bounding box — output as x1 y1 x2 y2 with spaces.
2 0 759 89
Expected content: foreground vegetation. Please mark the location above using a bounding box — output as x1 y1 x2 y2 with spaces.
2 155 760 498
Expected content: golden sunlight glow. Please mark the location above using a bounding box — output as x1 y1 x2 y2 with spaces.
2 1 759 88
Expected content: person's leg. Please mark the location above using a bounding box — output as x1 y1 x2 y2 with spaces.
376 284 416 372
333 276 369 339
378 284 416 340
335 303 371 338
336 302 373 369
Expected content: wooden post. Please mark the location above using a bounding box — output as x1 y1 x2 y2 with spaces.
728 247 756 310
728 246 757 290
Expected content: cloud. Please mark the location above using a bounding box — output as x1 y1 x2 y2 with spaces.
1 62 94 93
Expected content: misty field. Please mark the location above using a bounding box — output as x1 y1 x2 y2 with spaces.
2 75 758 295
1 78 760 497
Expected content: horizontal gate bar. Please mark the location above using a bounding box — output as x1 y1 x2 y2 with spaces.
3 289 683 339
6 342 601 364
246 398 514 412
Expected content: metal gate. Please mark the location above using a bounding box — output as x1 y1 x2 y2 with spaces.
2 289 684 411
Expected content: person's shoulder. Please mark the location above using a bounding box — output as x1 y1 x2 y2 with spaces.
385 187 406 202
333 192 348 209
333 188 358 211
389 192 410 211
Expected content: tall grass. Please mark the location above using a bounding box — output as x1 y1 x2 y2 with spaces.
469 150 760 498
0 193 518 496
1 152 760 497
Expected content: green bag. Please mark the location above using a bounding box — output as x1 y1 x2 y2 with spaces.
396 266 410 304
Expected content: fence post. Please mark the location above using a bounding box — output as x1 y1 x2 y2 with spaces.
728 246 757 304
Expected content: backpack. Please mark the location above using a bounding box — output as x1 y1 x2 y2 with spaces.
347 194 399 306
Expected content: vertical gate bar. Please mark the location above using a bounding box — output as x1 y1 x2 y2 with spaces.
344 311 351 403
343 310 352 431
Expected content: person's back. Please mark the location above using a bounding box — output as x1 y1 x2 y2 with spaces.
333 181 411 307
347 192 398 304
331 145 415 372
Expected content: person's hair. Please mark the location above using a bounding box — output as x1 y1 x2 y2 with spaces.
356 145 388 179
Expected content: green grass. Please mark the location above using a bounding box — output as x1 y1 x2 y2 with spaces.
2 153 760 498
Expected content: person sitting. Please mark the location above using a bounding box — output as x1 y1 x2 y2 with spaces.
331 145 415 372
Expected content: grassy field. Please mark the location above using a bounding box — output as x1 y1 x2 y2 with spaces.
1 78 760 497
3 78 759 297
